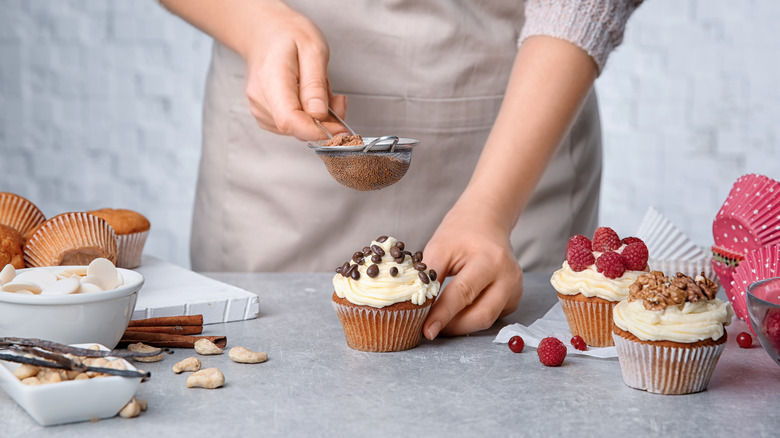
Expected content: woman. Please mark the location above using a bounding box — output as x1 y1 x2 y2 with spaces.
159 0 641 340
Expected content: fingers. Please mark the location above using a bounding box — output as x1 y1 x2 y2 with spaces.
297 43 330 120
423 261 493 340
439 277 522 337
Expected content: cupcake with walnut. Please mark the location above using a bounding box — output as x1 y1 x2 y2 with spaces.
332 235 440 352
613 271 734 395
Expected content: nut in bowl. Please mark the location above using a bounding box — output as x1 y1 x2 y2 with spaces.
0 343 143 426
747 277 780 366
0 259 144 348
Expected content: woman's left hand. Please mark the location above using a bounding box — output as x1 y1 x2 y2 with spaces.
422 202 523 339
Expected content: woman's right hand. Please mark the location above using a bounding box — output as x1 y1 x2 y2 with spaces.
243 2 347 140
159 0 347 140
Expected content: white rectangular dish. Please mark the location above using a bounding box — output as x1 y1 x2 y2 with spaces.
0 343 141 426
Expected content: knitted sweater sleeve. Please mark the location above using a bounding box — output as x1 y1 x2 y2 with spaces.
519 0 643 73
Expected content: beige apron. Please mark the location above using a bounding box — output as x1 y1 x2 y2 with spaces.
191 1 601 273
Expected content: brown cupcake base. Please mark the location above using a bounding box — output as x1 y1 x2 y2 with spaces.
613 327 727 395
332 293 433 352
557 292 617 347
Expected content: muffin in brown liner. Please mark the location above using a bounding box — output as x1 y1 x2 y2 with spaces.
87 208 150 268
612 327 727 395
0 192 46 244
0 224 25 269
332 293 433 352
557 292 617 347
23 212 117 267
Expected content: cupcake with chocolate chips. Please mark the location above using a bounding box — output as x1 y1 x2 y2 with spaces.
332 235 440 352
612 271 734 395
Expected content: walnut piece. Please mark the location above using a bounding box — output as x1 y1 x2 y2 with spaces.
628 271 718 311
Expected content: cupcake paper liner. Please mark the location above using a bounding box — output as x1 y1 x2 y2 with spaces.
557 294 616 347
613 334 725 395
713 174 780 256
730 244 780 334
636 206 705 261
332 300 431 352
23 212 117 267
115 230 149 269
0 192 46 239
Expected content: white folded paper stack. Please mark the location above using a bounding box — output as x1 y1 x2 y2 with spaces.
635 206 716 284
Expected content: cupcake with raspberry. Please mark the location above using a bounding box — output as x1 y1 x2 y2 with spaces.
332 235 440 352
550 227 649 347
613 271 733 394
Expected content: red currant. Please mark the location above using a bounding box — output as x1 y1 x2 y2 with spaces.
508 336 525 353
736 332 752 348
571 335 587 351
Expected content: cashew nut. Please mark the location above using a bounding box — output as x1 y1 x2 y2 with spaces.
228 346 268 364
186 367 224 389
127 342 164 362
13 364 40 380
172 356 201 374
21 376 42 385
194 339 223 355
119 397 142 418
136 398 148 412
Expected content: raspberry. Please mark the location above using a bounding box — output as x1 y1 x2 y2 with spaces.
592 227 621 252
571 335 587 351
621 236 644 246
567 243 595 271
596 251 626 279
567 235 592 252
763 309 780 349
621 241 649 271
736 332 752 348
508 336 524 353
537 337 567 367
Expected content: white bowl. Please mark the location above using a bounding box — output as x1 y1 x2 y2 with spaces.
0 343 142 426
0 267 144 348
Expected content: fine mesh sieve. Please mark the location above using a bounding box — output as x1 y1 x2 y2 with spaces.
308 136 420 191
309 108 420 191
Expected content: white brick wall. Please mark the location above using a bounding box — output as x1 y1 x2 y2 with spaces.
0 0 778 269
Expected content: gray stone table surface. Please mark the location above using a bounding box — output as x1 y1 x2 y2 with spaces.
2 272 779 437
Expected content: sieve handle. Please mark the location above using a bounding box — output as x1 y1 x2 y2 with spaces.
364 136 399 152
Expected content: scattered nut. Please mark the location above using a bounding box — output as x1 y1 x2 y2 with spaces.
194 339 223 355
136 398 148 412
186 367 224 389
127 342 164 362
13 364 40 380
172 356 201 374
228 346 268 364
119 397 142 418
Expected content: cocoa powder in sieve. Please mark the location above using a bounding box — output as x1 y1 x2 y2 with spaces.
317 152 410 191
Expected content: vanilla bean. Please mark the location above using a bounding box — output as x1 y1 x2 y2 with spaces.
0 337 161 358
0 352 150 379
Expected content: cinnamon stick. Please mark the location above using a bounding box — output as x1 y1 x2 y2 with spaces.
119 333 226 349
124 325 203 335
128 315 203 327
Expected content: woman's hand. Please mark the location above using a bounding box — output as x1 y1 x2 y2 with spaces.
422 202 523 339
159 0 346 140
242 4 347 140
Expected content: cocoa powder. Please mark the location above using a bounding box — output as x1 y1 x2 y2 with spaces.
317 151 410 191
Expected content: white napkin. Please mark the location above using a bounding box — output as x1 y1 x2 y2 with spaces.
493 302 617 358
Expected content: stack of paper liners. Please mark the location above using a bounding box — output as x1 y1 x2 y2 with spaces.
730 244 780 334
636 206 714 283
712 174 780 311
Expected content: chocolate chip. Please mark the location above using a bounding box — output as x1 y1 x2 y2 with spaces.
367 264 379 278
350 268 360 280
390 267 398 277
371 244 385 257
352 252 363 263
371 254 382 264
414 262 427 271
412 251 423 263
362 246 372 256
376 236 388 243
418 271 430 284
341 262 351 277
389 246 402 258
394 256 405 264
395 241 405 250
404 250 412 256
335 266 343 274
429 269 437 281
356 258 365 265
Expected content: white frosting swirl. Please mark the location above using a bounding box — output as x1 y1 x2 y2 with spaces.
613 298 734 343
333 237 440 307
550 261 644 302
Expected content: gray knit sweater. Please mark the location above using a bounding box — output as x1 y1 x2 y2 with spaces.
520 0 644 73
